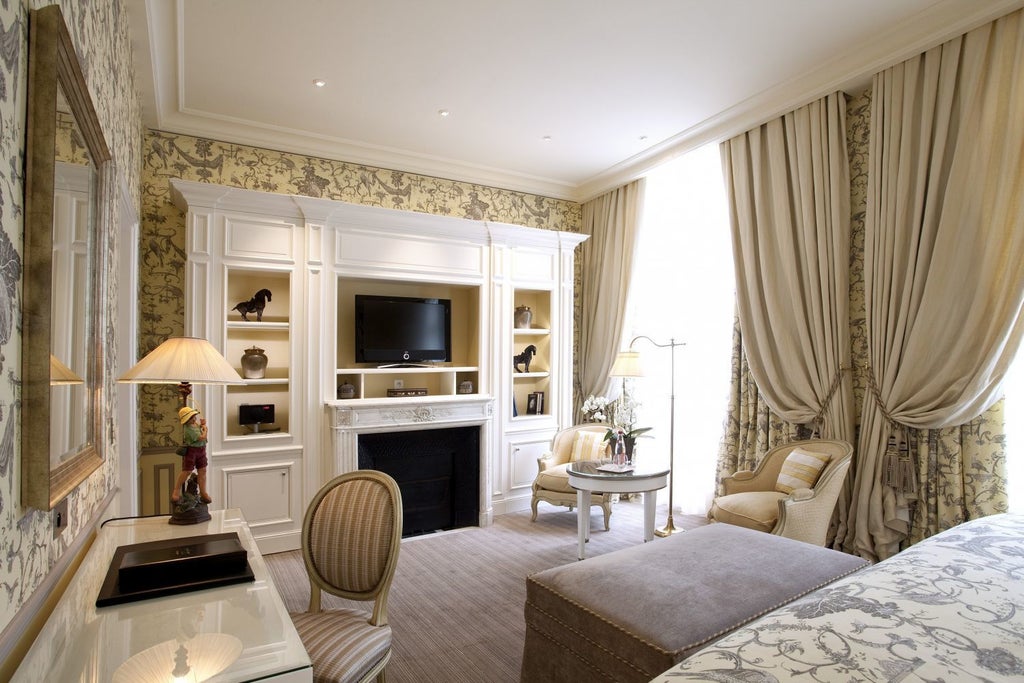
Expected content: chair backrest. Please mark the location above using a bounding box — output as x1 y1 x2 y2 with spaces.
301 469 403 625
549 424 609 465
774 443 854 546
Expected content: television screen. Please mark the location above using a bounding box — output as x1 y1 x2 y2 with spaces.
354 294 452 364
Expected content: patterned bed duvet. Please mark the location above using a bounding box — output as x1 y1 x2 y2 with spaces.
651 513 1024 682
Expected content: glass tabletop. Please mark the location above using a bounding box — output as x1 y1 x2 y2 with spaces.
567 459 669 480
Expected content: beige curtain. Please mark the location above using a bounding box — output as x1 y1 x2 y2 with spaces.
849 10 1024 561
715 314 811 490
720 92 855 444
576 179 645 418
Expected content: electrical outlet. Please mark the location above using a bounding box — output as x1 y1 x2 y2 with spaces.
394 379 404 389
52 498 69 538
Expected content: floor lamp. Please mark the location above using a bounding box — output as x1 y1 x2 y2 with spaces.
611 336 685 536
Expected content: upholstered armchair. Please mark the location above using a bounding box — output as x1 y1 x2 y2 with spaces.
707 439 853 546
531 424 614 530
290 470 403 683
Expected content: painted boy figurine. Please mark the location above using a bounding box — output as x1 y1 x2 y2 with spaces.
173 406 212 505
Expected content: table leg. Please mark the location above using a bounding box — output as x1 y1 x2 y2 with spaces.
643 489 657 542
577 489 591 560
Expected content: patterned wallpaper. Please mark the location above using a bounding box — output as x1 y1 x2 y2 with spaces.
138 131 583 445
0 0 141 637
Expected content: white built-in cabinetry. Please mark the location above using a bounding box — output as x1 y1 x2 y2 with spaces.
171 179 585 551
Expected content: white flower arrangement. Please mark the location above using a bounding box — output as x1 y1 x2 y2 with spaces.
581 390 650 443
581 394 612 423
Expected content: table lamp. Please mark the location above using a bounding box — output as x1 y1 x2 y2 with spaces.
119 337 244 523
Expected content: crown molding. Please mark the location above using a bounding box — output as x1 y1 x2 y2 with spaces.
576 0 1024 202
133 0 1024 205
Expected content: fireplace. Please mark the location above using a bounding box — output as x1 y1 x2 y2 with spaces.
358 426 480 537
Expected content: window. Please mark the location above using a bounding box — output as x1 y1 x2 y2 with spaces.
623 144 734 514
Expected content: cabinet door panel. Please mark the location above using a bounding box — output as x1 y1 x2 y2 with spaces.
511 438 551 491
223 464 294 526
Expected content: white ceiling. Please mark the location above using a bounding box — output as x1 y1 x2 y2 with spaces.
126 0 1024 202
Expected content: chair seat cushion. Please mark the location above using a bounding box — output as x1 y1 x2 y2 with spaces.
709 491 788 532
291 608 391 683
535 463 575 493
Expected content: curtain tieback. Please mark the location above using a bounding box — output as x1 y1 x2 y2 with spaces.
812 364 851 432
861 362 917 495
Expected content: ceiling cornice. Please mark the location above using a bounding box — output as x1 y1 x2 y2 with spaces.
135 0 1024 205
577 0 1024 202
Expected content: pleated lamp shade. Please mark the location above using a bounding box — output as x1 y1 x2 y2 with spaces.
112 634 243 683
50 354 84 385
118 336 243 403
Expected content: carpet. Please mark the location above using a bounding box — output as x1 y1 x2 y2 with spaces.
265 500 707 682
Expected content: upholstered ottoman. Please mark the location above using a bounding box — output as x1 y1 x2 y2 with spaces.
521 523 867 682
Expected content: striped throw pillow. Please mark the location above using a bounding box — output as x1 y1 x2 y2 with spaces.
775 447 830 494
570 430 606 462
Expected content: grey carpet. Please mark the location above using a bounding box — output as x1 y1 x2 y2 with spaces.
265 500 707 683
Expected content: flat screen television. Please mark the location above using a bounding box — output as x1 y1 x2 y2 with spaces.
354 294 452 365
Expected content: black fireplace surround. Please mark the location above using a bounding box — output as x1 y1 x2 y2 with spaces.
358 426 480 537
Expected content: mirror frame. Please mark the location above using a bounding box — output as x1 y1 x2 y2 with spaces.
22 5 110 510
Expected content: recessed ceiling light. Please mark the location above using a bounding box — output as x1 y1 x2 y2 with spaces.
438 109 451 118
638 135 648 141
542 135 552 142
313 79 327 88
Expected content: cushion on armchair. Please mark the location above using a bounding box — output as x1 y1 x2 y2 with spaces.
709 491 788 532
570 430 606 462
535 463 575 493
775 447 830 494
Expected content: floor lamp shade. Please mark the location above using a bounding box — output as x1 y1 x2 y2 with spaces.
610 350 644 379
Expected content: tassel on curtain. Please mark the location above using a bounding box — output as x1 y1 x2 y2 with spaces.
863 362 917 495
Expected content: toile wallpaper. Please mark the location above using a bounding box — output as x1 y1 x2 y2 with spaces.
138 133 582 444
0 0 141 637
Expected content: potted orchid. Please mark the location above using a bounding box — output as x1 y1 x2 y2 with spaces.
581 391 651 460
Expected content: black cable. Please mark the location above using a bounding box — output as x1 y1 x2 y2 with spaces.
100 513 170 528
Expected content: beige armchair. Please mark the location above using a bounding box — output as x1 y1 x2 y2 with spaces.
531 424 614 530
707 439 853 546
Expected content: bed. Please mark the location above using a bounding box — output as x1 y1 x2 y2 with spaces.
651 512 1024 682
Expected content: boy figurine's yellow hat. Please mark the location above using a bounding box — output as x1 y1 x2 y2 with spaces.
178 407 200 424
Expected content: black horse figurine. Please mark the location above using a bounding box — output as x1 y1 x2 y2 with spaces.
513 345 537 373
232 288 273 321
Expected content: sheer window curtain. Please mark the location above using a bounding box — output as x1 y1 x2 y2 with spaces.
624 147 734 514
576 179 645 417
849 10 1024 561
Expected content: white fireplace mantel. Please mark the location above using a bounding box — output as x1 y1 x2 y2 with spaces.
326 395 496 525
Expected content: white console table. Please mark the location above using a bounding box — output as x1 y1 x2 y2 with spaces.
11 509 311 682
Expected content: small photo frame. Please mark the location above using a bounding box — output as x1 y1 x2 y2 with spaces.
526 393 539 415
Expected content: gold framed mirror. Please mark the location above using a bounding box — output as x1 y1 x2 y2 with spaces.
22 5 110 510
